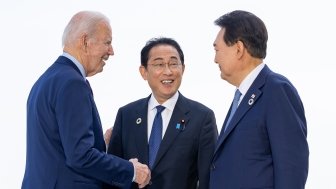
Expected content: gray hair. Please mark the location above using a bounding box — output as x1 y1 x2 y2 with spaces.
62 11 110 47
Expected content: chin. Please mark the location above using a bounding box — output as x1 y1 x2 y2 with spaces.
220 73 226 80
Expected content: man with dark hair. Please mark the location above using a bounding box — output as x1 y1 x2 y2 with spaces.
105 37 218 189
209 10 309 189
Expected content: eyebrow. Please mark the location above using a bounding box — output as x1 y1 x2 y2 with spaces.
153 57 164 61
153 56 178 61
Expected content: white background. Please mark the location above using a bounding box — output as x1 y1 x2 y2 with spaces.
1 0 335 188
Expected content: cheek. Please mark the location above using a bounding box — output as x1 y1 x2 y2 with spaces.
173 72 183 85
215 52 225 63
145 72 159 83
90 45 105 56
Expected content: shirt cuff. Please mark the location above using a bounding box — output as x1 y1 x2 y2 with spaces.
132 164 136 182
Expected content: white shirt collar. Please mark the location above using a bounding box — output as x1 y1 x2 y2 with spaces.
237 63 265 104
148 92 179 112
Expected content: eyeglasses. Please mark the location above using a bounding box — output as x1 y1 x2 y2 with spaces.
147 61 182 72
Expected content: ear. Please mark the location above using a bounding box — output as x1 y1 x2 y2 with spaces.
139 66 148 80
80 33 88 51
236 40 245 59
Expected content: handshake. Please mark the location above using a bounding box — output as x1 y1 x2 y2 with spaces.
105 128 151 188
129 158 151 188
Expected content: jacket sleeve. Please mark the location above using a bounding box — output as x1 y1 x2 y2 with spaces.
266 81 309 189
56 79 133 188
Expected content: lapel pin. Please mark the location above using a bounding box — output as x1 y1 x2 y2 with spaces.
176 119 186 131
176 123 181 130
248 99 254 105
180 119 186 131
248 94 256 105
136 118 142 124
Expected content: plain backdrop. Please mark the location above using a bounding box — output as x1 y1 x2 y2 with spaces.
1 0 335 188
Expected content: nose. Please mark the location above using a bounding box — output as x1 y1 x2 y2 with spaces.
108 45 114 56
162 64 173 74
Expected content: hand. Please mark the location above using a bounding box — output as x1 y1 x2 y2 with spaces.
104 127 113 146
129 158 151 188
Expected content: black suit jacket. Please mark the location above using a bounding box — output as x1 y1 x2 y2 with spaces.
106 92 218 189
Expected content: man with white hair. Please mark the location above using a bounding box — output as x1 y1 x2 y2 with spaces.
21 11 150 189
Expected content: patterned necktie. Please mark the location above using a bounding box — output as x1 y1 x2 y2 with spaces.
224 89 241 132
148 105 165 168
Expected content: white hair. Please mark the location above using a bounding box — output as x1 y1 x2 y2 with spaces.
62 11 110 47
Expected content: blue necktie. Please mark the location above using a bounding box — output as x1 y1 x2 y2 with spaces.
149 105 165 168
224 89 241 132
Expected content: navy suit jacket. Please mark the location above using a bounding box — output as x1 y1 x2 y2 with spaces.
22 56 134 189
106 93 218 189
209 65 309 189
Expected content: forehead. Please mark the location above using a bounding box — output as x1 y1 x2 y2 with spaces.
94 21 112 38
214 28 228 49
148 45 179 60
215 28 225 41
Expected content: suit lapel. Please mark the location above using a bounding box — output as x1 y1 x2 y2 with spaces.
152 93 190 169
214 66 271 156
56 56 108 150
134 98 151 165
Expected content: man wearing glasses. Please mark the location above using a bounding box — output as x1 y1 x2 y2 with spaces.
104 37 218 189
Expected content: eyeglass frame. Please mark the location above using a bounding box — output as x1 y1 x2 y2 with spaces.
146 59 183 72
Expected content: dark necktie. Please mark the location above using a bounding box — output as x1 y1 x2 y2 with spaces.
148 105 165 169
224 89 241 132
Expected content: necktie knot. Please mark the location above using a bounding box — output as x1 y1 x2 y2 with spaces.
156 105 165 114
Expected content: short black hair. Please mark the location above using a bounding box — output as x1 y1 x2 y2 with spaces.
215 10 268 59
140 37 184 67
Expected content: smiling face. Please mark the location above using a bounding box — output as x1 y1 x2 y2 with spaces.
83 21 114 77
140 44 185 104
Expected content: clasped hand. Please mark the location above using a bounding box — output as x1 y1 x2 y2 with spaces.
129 158 151 188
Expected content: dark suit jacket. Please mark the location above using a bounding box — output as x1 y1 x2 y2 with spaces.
209 65 309 189
22 56 133 189
106 93 218 189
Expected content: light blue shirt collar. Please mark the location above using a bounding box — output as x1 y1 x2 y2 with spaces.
62 52 86 79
